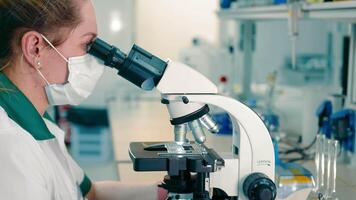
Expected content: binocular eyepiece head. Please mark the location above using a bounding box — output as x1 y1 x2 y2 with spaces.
88 38 167 91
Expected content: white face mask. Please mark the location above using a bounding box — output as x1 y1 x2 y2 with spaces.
38 34 104 106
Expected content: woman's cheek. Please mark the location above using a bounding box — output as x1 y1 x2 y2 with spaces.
49 60 68 84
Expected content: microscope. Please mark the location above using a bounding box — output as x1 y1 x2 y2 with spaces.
88 39 277 200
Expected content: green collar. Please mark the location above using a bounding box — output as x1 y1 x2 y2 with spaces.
0 72 55 140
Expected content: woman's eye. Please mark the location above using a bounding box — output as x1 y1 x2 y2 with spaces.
82 39 95 52
82 43 90 51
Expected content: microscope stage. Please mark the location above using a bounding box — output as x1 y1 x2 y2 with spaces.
129 142 224 175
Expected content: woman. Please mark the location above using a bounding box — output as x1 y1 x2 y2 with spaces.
0 0 166 199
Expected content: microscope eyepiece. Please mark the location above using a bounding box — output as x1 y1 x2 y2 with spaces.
88 38 127 67
88 38 168 91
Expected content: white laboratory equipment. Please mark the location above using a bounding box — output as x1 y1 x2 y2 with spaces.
88 38 277 200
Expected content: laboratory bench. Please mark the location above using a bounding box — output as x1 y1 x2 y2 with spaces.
107 98 356 199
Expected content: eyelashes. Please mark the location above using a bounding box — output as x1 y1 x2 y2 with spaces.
82 42 91 51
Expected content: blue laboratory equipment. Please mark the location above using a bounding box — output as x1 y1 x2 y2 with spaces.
330 109 355 164
274 0 287 4
212 113 233 135
220 0 234 9
316 100 333 138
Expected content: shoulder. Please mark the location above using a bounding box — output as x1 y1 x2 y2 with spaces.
0 109 54 199
0 107 51 179
0 106 32 140
0 106 41 150
0 117 48 177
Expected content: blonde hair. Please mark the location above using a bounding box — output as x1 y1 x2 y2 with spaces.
0 0 82 92
0 0 82 68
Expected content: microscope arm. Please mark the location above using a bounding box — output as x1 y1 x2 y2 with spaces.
162 94 275 197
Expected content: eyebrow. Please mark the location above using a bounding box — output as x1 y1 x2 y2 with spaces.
82 32 97 39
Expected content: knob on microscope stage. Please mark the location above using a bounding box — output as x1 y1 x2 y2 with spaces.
243 173 277 200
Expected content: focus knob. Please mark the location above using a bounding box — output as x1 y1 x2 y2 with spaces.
243 173 276 200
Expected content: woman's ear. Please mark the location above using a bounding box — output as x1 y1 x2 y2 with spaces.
20 31 45 70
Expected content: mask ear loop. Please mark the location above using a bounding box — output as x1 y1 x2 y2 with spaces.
29 53 51 86
40 34 69 63
36 69 51 86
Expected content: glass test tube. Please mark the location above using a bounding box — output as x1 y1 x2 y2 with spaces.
325 139 332 198
325 140 339 200
314 134 326 193
319 134 327 194
314 134 322 192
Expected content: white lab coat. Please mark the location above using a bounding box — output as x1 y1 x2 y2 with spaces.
0 106 90 200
